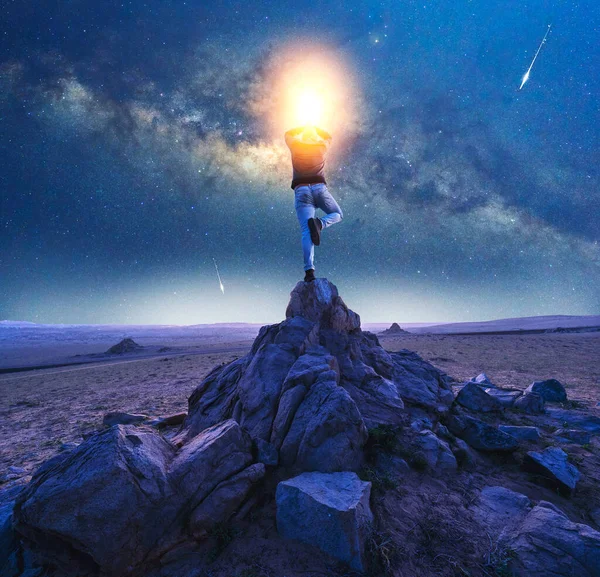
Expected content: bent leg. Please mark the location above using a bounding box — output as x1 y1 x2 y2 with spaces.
295 191 316 271
314 184 343 229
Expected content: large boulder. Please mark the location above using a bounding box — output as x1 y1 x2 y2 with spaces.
279 372 368 473
504 502 600 577
525 379 567 403
514 392 545 414
473 487 600 577
446 414 519 452
411 430 457 471
276 472 373 571
14 426 176 576
390 349 454 411
13 420 262 576
455 382 503 412
522 447 580 496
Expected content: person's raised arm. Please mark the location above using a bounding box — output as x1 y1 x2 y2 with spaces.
315 126 332 145
285 126 304 147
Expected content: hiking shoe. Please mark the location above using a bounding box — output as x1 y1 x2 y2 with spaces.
308 217 323 246
304 269 316 282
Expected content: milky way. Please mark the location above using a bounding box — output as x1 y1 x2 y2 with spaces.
1 0 598 324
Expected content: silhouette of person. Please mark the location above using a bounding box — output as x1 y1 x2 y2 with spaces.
285 125 343 282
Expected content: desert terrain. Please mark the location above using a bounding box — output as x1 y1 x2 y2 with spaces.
1 324 598 476
1 316 600 577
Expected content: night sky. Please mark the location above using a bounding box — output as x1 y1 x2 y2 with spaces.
1 0 598 324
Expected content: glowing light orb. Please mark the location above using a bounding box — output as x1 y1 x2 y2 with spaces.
296 87 324 126
249 43 361 144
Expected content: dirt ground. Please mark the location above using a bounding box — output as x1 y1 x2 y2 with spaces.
1 332 598 476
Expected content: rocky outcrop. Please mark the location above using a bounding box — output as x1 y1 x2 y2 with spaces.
276 472 373 571
522 447 580 496
7 278 461 577
13 421 263 576
176 279 452 472
506 502 600 577
473 486 600 577
525 379 567 403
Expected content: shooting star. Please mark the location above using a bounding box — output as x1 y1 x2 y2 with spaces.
213 258 225 295
519 24 551 90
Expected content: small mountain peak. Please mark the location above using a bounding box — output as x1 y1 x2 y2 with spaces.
106 338 143 354
380 322 408 335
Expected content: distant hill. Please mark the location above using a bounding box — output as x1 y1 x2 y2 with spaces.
408 315 600 334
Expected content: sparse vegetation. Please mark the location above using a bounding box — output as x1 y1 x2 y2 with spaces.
359 467 398 492
483 540 516 577
559 399 586 410
208 523 239 561
367 425 399 454
365 524 397 576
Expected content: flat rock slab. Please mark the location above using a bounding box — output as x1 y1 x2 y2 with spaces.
485 388 523 408
522 447 580 496
525 379 567 403
472 486 531 539
499 425 540 441
546 408 600 434
276 472 373 571
553 428 592 445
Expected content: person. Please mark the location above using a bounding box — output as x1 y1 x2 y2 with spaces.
285 125 343 282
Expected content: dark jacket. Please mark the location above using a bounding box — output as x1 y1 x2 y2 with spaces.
285 127 332 190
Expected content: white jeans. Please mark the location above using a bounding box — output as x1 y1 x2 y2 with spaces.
294 183 343 271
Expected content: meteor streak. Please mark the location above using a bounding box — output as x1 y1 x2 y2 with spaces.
213 258 225 295
519 24 551 90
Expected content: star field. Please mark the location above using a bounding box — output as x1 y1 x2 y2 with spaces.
0 0 598 324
